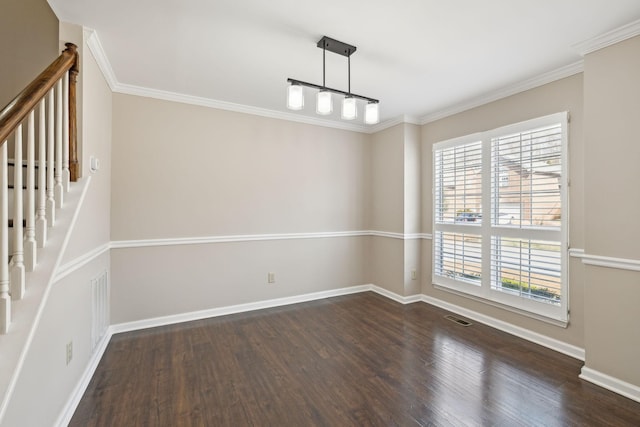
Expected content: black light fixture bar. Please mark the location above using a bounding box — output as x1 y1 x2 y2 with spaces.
286 78 379 104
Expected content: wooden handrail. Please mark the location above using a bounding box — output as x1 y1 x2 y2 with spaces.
0 43 79 181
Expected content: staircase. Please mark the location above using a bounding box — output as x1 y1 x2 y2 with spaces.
0 43 79 334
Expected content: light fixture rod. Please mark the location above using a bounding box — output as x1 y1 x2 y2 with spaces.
347 54 351 94
322 42 326 88
287 78 378 104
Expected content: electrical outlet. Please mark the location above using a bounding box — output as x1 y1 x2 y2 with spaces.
411 270 417 280
268 272 275 283
66 341 73 365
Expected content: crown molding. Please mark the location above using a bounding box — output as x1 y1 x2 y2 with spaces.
420 61 584 124
114 83 374 133
573 18 640 56
368 115 421 133
83 28 118 91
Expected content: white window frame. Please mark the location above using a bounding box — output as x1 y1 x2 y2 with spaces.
432 112 569 325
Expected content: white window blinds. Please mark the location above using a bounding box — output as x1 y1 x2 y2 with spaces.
433 113 568 323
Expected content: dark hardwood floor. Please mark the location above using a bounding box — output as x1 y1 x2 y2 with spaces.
70 292 640 426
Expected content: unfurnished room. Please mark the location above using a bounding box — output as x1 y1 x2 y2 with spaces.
1 1 640 425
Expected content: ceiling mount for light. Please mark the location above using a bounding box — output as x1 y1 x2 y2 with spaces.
287 36 380 125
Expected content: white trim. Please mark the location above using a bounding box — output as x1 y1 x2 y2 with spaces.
115 83 372 134
573 19 640 56
367 230 406 240
84 29 118 91
421 61 583 124
581 253 640 272
111 285 371 334
569 248 585 258
568 248 640 272
421 294 585 360
369 285 422 304
580 366 640 403
55 330 112 427
404 233 432 240
110 230 433 249
111 231 371 249
368 115 421 133
53 243 110 282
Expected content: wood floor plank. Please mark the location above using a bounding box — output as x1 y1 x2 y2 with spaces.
70 293 640 426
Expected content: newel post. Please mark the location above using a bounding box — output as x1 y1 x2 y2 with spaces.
66 43 79 182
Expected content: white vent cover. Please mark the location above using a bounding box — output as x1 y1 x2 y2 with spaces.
91 270 109 351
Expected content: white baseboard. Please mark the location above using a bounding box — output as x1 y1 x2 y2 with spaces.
369 285 422 304
111 285 372 334
55 330 112 427
579 366 640 403
421 294 586 361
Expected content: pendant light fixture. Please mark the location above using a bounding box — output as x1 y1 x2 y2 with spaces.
287 36 379 124
287 82 304 110
365 101 379 125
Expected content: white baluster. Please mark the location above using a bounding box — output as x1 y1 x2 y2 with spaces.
25 111 37 272
11 125 25 300
0 141 11 333
62 71 70 192
46 90 55 225
36 99 47 247
54 78 63 208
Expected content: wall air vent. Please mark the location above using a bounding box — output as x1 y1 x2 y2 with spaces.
444 314 473 327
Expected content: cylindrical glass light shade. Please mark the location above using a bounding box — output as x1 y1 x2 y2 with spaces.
364 101 380 125
316 90 333 115
287 83 304 110
341 96 357 120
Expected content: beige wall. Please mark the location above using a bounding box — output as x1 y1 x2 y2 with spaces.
368 124 404 233
63 27 112 262
2 253 110 427
583 35 640 386
368 123 422 297
110 96 370 322
111 94 369 239
421 74 585 348
0 0 58 107
2 25 113 426
112 238 367 324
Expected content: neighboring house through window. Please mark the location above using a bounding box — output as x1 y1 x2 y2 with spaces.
433 112 568 324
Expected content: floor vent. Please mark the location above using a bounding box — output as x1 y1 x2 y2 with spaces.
444 314 473 327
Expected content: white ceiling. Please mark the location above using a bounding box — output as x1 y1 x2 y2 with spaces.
48 0 640 129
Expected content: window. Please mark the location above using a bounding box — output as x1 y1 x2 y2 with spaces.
433 113 568 323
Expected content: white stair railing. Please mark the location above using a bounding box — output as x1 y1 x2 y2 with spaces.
0 142 10 334
0 43 79 334
36 99 47 248
46 90 56 226
54 79 63 208
10 124 25 300
25 110 37 272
